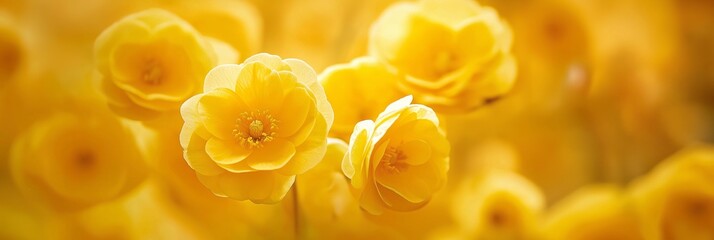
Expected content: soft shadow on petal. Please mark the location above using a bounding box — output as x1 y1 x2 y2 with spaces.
245 138 296 171
205 137 252 165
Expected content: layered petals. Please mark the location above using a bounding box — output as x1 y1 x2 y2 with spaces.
180 53 332 203
342 96 449 214
94 9 219 120
368 0 517 113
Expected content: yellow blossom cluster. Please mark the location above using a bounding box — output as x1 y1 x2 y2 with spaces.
2 0 714 239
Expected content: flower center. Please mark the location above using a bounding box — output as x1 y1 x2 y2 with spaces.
434 51 457 76
75 150 95 169
142 59 162 85
380 146 408 174
232 110 278 149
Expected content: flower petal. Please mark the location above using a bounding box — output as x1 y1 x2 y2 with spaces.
344 120 375 189
203 64 241 92
244 138 296 171
205 137 252 165
198 88 247 140
217 171 295 203
216 159 256 173
184 131 225 176
278 114 327 175
375 161 441 204
359 177 387 215
401 139 432 166
235 61 284 111
284 58 334 129
288 106 317 146
277 87 312 138
244 53 292 71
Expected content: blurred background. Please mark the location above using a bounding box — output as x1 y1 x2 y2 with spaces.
1 0 713 239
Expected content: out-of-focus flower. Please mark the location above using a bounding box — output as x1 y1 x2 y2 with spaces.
452 170 544 239
629 146 714 240
369 0 516 113
139 123 295 239
180 53 333 203
297 138 398 239
169 0 262 60
544 185 643 240
94 9 218 120
0 11 24 85
320 57 402 140
343 95 449 215
9 105 146 211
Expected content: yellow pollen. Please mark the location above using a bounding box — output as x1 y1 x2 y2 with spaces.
380 146 408 173
232 110 278 149
249 120 264 138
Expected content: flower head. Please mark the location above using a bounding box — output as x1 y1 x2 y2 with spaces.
10 107 146 210
94 9 218 120
180 53 333 204
369 0 516 113
452 170 544 239
629 146 714 240
342 95 449 214
544 185 643 240
320 57 402 140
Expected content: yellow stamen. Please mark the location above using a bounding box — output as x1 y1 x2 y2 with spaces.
232 110 278 149
380 146 408 173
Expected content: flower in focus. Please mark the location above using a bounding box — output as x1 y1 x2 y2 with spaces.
94 9 218 120
544 185 643 240
180 53 333 204
342 95 450 215
369 0 516 113
629 146 714 240
320 57 402 140
9 106 146 210
452 170 544 239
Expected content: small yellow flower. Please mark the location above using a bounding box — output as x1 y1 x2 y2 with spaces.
369 0 516 113
94 9 218 120
544 185 643 240
320 57 402 140
9 107 146 210
180 53 333 204
452 170 544 239
342 95 450 215
629 146 714 240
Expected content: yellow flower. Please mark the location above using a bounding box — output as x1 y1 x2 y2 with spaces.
169 0 263 59
0 11 24 85
141 127 295 239
180 53 333 204
452 170 544 239
369 0 516 113
297 138 395 239
544 185 643 240
94 9 218 120
629 146 714 240
9 106 146 210
320 57 402 140
342 95 450 215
